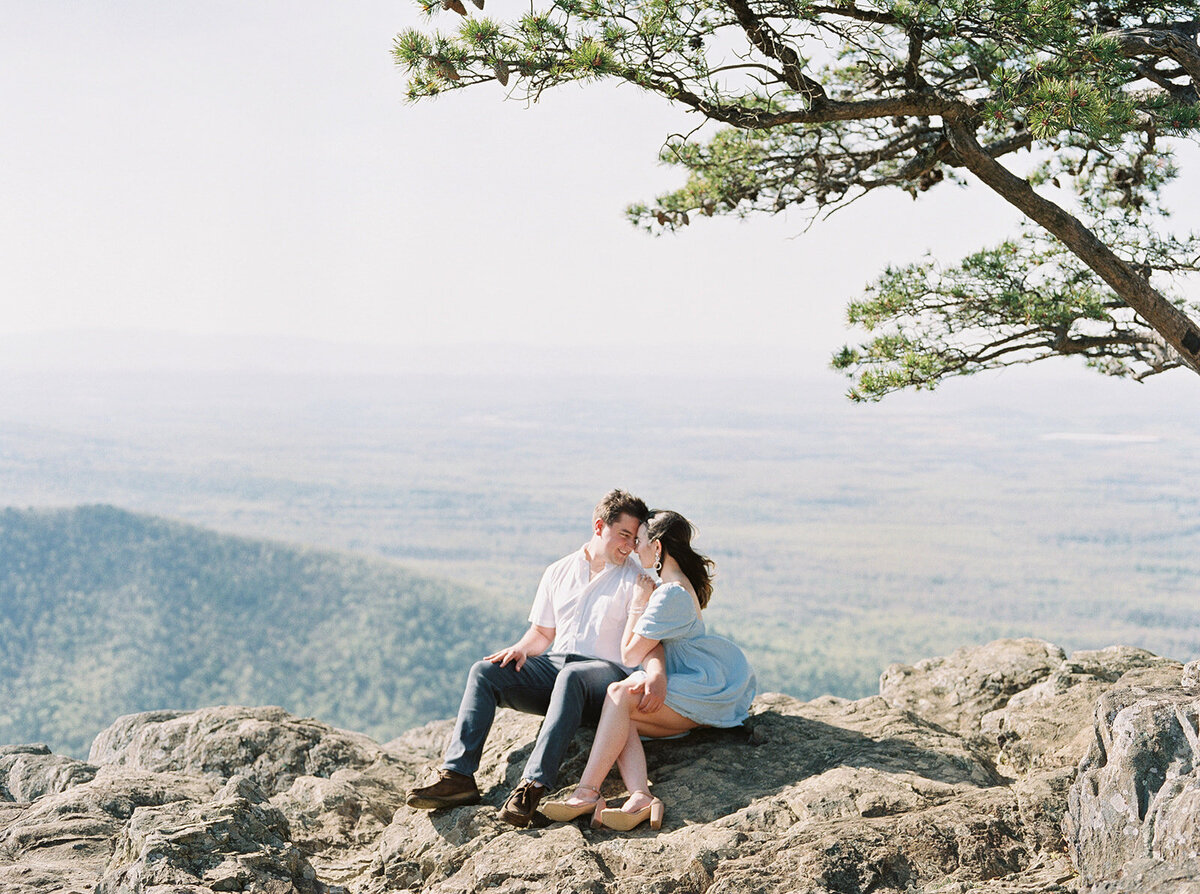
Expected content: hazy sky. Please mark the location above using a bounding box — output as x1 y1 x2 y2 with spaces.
3 1 1198 381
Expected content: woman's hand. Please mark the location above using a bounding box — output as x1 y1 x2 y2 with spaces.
631 573 655 612
634 668 667 713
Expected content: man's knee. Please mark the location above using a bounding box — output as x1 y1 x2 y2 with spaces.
555 662 613 697
465 658 505 689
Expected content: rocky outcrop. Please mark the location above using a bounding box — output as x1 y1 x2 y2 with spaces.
880 638 1070 739
1062 660 1200 893
0 744 98 801
0 640 1196 893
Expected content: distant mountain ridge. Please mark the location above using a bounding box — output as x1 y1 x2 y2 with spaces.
0 505 523 757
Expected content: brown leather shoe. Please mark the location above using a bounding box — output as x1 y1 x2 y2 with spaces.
498 779 546 827
406 769 481 810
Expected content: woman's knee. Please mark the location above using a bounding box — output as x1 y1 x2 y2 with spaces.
606 680 634 705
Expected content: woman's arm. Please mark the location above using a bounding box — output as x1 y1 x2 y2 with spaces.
621 632 662 668
620 574 662 667
637 645 667 712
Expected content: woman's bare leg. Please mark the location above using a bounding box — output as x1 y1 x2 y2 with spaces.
615 724 655 813
558 683 700 810
631 712 699 738
554 680 639 806
615 724 647 797
613 706 699 814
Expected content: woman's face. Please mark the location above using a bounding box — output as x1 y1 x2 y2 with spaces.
635 524 658 570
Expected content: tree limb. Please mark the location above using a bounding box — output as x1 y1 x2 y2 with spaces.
1103 26 1200 98
943 116 1200 372
806 3 901 26
720 0 827 102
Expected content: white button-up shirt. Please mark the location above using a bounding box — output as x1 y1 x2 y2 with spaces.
529 545 644 670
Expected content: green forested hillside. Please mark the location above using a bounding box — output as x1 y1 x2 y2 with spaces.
0 506 524 757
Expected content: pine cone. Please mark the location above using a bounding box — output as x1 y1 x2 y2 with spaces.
493 61 510 86
471 0 485 7
437 60 461 81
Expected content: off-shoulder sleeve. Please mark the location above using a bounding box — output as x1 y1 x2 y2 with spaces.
633 583 698 641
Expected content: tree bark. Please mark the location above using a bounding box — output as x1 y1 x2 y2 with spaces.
943 117 1200 373
1104 27 1200 93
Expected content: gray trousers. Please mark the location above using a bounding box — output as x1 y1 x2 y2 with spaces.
442 653 626 788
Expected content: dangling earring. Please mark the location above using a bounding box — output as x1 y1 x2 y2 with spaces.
654 551 662 573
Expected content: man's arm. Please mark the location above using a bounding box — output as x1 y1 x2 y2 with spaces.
485 624 555 672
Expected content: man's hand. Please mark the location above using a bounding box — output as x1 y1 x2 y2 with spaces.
632 669 666 713
486 644 529 671
485 625 553 671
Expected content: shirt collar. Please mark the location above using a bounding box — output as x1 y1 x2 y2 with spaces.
579 543 630 572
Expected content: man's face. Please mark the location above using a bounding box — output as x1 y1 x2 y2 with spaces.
595 512 640 565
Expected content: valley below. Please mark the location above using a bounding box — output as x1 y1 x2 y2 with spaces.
2 367 1199 754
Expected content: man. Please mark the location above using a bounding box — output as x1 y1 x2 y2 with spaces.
406 489 660 826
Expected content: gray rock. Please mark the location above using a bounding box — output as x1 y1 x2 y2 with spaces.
1064 676 1200 891
99 775 317 894
1087 856 1200 893
980 651 1183 778
1064 646 1175 681
3 640 1199 893
1183 660 1200 691
374 692 1013 894
880 638 1066 738
89 705 405 797
0 743 98 801
0 766 218 894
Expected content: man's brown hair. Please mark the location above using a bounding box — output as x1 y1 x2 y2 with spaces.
593 489 650 527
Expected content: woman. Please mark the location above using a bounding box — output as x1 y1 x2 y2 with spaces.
541 510 756 830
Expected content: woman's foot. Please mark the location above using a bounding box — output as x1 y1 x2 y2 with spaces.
541 784 604 822
598 790 664 831
619 790 656 814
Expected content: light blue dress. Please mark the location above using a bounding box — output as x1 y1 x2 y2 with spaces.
634 582 756 727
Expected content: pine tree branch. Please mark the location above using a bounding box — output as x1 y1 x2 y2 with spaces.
1103 25 1200 99
806 3 901 27
943 116 1200 373
720 0 827 102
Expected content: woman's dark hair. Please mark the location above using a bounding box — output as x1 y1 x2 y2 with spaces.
646 510 715 608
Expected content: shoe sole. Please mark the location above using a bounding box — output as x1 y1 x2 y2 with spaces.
406 793 481 810
540 801 600 822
